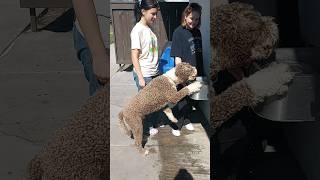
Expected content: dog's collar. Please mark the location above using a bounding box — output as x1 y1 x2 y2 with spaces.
163 73 176 85
164 68 178 85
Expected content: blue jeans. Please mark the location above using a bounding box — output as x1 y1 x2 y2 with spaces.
132 71 156 91
133 71 161 128
73 24 102 96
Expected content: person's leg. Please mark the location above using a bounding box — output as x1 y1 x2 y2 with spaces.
182 97 194 130
73 24 102 95
171 96 196 136
178 97 194 126
172 84 188 129
170 98 186 136
143 76 161 135
175 100 187 130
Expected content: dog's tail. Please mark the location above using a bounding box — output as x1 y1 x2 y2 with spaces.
26 155 42 180
118 111 131 137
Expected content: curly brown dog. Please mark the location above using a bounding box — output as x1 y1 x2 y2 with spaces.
26 87 108 180
210 2 293 128
119 62 202 155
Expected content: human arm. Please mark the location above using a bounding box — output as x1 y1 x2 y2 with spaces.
72 0 108 83
131 49 145 88
171 28 184 66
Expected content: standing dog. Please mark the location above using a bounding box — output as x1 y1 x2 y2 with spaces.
119 62 202 155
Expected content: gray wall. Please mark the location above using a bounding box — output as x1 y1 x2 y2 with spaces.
190 0 210 121
298 0 320 47
284 2 320 180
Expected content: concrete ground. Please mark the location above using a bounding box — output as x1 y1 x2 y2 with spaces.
0 0 28 54
110 47 210 179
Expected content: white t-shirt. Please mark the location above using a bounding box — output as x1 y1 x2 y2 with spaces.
130 22 159 77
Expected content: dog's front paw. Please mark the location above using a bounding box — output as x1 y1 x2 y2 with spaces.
187 81 202 94
137 148 149 156
144 149 149 156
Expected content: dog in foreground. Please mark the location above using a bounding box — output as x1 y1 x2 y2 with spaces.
119 62 202 155
26 87 109 180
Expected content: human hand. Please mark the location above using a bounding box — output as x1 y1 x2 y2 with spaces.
138 78 146 88
92 56 108 85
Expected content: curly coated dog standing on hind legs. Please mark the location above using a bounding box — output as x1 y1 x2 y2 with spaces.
119 62 202 156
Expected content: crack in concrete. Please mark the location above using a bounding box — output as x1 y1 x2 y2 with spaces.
0 25 29 59
0 130 43 144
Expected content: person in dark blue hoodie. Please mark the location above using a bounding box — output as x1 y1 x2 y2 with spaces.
170 2 204 136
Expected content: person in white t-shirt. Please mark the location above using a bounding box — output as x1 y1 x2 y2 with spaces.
130 0 161 136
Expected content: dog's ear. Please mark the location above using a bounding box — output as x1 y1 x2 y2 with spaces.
211 2 279 69
261 16 279 46
250 16 278 60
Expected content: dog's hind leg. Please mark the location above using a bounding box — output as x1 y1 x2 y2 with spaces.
118 111 132 137
163 107 178 123
128 118 149 156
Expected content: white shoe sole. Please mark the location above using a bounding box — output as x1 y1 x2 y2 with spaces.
171 130 181 136
185 124 194 131
149 128 158 136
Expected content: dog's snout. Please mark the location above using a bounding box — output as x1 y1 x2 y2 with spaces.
189 68 197 81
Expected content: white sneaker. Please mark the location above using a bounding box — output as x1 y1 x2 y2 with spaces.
185 123 195 131
149 127 159 136
264 145 276 153
159 125 165 128
171 129 181 136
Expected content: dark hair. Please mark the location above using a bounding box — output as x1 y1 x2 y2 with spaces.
181 3 202 28
134 0 160 22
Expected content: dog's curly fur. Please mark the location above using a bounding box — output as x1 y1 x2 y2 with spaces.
210 2 280 128
26 87 109 180
119 62 200 155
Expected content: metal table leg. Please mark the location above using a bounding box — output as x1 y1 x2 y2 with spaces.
30 8 37 32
